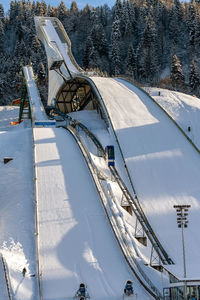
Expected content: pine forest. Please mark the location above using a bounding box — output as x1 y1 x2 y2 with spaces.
0 0 200 105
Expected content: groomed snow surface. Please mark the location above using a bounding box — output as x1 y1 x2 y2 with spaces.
145 87 200 151
0 107 38 300
34 127 152 300
91 77 200 279
2 82 200 299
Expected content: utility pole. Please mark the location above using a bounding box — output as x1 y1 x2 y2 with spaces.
173 205 191 300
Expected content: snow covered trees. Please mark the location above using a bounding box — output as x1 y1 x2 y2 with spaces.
125 45 136 78
137 16 158 83
1 0 200 104
189 61 199 93
0 4 4 20
82 21 108 70
0 20 4 52
170 54 185 88
58 1 67 21
110 17 121 75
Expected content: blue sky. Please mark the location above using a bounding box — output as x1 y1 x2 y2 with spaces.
0 0 116 14
0 0 190 14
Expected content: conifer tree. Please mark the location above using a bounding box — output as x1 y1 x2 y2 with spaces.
137 16 158 83
35 0 45 16
90 23 108 56
88 46 99 69
31 36 41 53
0 4 4 20
170 54 185 88
187 1 197 54
125 45 136 78
58 1 67 21
82 36 93 68
110 17 121 75
0 19 4 52
114 0 122 21
189 60 199 92
110 42 121 75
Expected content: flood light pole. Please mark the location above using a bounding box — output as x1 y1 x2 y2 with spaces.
173 205 191 300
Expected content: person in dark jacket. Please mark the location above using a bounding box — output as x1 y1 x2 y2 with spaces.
76 283 88 299
124 280 133 295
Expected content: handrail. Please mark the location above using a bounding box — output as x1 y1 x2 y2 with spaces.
61 124 161 299
1 255 12 300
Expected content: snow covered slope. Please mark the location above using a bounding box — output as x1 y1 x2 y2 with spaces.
0 107 38 300
34 127 153 300
145 87 200 151
91 77 200 279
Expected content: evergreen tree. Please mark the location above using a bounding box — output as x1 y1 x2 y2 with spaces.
195 12 200 54
35 0 45 16
125 45 136 78
14 39 26 58
121 1 132 37
111 17 121 44
48 5 58 17
110 17 121 75
187 1 197 54
113 0 122 21
41 0 47 16
9 1 18 25
170 54 185 88
137 16 158 83
31 36 41 53
58 1 67 21
110 40 121 75
88 45 99 69
0 19 4 52
189 60 199 92
0 4 4 20
82 36 93 68
90 23 108 56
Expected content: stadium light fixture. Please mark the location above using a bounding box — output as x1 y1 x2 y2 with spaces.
173 205 191 300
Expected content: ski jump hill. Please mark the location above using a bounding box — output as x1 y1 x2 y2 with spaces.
11 16 199 300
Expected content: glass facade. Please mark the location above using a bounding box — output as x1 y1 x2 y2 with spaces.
164 285 200 300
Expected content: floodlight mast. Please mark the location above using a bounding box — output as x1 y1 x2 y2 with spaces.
173 205 191 300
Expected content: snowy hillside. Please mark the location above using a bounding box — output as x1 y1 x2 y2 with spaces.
0 107 38 300
145 87 200 151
